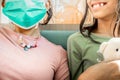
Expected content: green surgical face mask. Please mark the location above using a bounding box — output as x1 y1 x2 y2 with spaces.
2 0 47 29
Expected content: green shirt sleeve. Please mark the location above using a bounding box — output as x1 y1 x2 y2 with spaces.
67 32 86 80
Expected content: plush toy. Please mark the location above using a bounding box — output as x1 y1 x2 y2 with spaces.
97 38 120 62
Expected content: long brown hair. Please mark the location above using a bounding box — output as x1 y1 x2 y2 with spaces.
2 0 5 7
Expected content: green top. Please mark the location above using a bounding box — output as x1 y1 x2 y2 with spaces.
67 32 111 80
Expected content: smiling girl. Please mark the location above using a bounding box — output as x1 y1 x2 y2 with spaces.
68 0 120 80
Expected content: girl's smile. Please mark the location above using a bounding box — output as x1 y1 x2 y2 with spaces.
91 1 107 11
87 0 117 19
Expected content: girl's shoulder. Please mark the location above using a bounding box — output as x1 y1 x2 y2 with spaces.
68 32 89 44
68 32 111 44
67 32 90 51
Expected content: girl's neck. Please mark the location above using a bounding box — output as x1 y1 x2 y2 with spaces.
95 15 117 37
11 23 41 38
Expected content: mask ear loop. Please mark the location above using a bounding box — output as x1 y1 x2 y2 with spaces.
45 8 53 24
45 0 53 24
40 7 53 25
39 0 53 25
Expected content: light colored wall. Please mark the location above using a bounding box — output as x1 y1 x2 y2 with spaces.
49 0 85 24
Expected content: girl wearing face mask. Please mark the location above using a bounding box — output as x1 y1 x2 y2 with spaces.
68 0 120 80
0 0 69 80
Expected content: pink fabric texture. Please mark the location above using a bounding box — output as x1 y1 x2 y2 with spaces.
0 27 69 80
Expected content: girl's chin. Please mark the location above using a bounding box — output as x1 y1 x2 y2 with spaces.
92 13 106 19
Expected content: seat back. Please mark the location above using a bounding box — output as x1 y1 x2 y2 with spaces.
40 30 76 50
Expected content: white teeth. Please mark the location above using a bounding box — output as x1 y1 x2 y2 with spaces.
92 3 105 8
93 4 100 8
100 3 104 6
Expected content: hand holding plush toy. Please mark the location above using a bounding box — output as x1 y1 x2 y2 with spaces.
78 38 120 80
98 38 120 62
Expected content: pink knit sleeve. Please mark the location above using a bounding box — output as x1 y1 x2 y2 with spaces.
54 47 70 80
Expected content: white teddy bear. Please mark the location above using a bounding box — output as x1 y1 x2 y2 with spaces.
98 38 120 62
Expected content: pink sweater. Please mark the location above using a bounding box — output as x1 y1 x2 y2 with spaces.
0 27 69 80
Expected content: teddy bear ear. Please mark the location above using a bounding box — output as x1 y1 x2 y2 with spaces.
98 42 108 54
